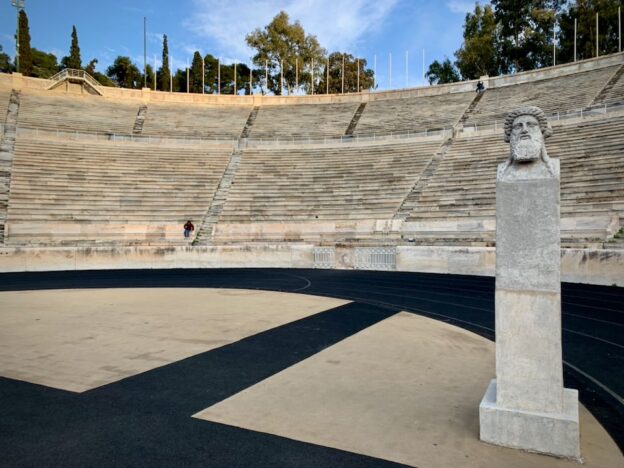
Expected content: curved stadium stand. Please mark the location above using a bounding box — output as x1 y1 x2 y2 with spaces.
0 52 623 466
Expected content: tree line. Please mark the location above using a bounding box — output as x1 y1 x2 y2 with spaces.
0 9 375 95
1 3 621 92
426 0 623 85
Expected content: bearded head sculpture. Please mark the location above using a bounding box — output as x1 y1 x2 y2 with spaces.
499 106 556 178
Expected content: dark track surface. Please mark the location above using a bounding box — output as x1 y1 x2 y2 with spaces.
0 268 622 466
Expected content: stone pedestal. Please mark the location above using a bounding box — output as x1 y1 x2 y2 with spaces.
479 156 580 460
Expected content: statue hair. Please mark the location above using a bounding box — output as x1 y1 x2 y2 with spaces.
503 106 552 142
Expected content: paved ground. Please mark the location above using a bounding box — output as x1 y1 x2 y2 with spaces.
0 268 622 466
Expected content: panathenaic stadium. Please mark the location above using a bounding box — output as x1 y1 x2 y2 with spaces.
0 53 623 467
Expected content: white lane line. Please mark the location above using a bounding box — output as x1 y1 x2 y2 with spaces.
289 274 312 292
563 313 624 327
564 361 624 407
563 328 624 350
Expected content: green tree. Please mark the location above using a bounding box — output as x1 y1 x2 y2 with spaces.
159 35 171 91
246 11 326 95
31 48 59 78
143 63 156 90
559 0 622 63
17 9 32 75
455 4 504 79
189 51 203 93
62 25 82 69
0 45 14 73
492 0 564 71
83 58 114 86
426 58 461 84
317 52 374 93
85 58 98 75
106 56 142 88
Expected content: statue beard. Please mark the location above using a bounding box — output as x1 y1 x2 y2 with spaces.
510 136 542 162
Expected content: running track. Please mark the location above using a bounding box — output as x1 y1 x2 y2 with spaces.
0 268 622 466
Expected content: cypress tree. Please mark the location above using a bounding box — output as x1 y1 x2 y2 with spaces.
160 35 171 91
190 51 203 93
67 25 82 69
17 9 32 75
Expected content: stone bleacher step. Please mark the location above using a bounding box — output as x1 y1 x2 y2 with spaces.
344 102 367 136
194 149 242 245
0 89 20 244
132 105 148 134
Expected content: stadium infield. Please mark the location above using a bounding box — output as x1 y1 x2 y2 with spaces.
0 268 622 466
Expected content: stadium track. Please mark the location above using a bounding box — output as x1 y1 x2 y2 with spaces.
0 268 622 465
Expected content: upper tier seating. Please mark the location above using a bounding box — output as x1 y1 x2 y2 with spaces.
403 114 624 224
354 92 475 135
219 139 442 222
141 103 251 139
18 92 138 134
6 137 232 245
465 65 620 126
249 103 360 139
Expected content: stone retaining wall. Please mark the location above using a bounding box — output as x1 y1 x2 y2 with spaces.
0 245 621 287
2 52 622 106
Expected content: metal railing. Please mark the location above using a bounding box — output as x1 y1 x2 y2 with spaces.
458 101 624 136
244 128 452 147
47 68 102 91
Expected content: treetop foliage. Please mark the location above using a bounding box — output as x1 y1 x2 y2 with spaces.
18 9 32 75
4 2 622 92
429 0 624 84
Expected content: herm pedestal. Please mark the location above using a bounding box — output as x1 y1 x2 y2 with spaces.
479 107 580 460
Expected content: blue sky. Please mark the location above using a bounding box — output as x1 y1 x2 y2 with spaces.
0 0 481 89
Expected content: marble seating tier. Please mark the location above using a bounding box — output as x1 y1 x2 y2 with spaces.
249 103 360 140
219 139 442 222
403 115 624 230
18 91 138 134
354 92 474 135
465 66 620 126
5 137 232 245
141 102 251 140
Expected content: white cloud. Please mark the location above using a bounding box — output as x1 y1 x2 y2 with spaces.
446 1 476 14
185 0 400 60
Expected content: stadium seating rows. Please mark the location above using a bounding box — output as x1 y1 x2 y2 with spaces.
464 65 620 126
1 57 623 247
354 92 474 135
141 102 251 140
6 138 231 245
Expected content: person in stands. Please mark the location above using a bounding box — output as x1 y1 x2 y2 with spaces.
183 220 194 239
476 80 485 93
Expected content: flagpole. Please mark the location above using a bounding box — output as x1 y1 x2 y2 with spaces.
326 58 329 94
357 58 360 92
405 50 408 88
389 52 392 89
218 58 221 94
202 53 205 94
153 54 156 91
234 62 237 95
186 58 189 93
373 54 376 90
143 17 147 88
341 54 345 94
